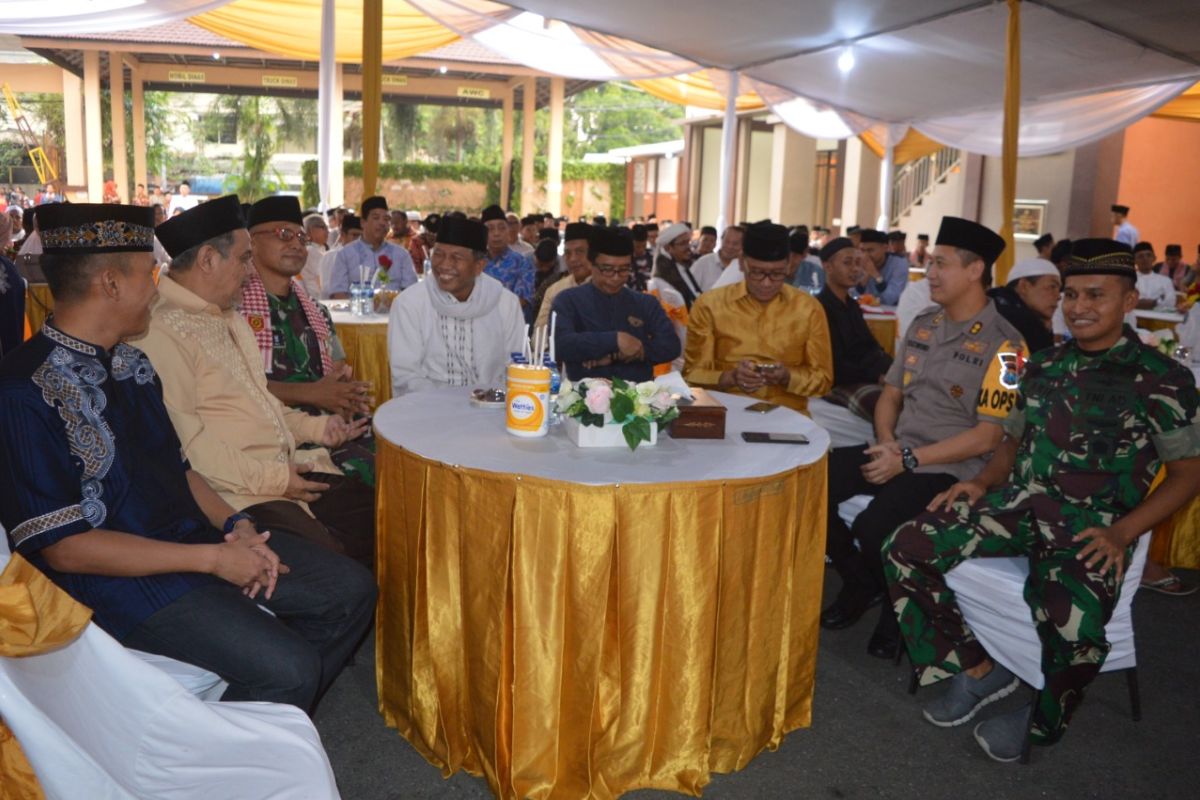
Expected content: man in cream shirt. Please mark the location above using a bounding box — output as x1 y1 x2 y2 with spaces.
389 215 525 395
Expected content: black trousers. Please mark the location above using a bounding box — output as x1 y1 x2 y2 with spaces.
826 445 956 594
247 472 375 568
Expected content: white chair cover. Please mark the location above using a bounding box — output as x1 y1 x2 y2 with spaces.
808 399 875 450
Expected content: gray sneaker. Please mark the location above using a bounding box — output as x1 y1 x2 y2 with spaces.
921 664 1020 727
974 703 1033 763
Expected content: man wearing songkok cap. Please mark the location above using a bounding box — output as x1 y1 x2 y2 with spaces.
911 233 932 270
480 203 535 308
885 237 1200 761
1032 233 1054 261
1132 242 1176 310
821 217 1024 664
888 230 908 257
787 226 825 292
689 224 743 293
628 223 653 292
553 226 680 383
388 215 525 395
0 201 374 712
1156 243 1194 291
529 236 564 323
535 222 592 332
652 221 702 308
816 237 892 388
987 257 1061 354
318 212 362 297
240 196 375 487
683 221 832 412
327 195 418 298
141 196 376 567
857 228 910 305
1110 204 1138 249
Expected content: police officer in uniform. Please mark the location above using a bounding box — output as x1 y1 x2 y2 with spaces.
820 217 1025 661
884 238 1200 762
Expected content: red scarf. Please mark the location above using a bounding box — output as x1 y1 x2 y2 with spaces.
240 270 334 375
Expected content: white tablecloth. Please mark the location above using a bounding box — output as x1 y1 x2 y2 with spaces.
373 387 830 486
320 300 388 327
1133 308 1184 325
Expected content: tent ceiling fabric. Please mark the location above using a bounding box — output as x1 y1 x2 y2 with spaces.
0 0 233 34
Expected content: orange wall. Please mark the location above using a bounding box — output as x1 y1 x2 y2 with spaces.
1116 117 1200 258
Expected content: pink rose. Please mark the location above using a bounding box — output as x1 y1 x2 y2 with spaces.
584 382 614 415
650 390 673 412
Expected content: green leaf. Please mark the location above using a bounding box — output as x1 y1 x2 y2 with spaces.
623 416 650 451
610 392 634 423
612 377 630 392
581 411 605 428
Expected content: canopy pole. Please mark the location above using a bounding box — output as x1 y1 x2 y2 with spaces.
996 0 1021 284
877 142 895 231
317 0 335 211
361 0 383 201
715 70 739 233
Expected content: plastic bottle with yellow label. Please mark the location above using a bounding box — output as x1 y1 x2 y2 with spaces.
505 363 551 438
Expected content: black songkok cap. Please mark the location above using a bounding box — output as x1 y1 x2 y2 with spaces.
535 239 559 263
342 213 362 232
935 216 1006 268
819 237 855 263
360 196 388 219
239 203 252 222
1132 242 1154 255
846 225 862 234
480 204 506 224
37 203 155 254
521 214 541 226
887 230 906 242
631 224 648 242
1064 239 1135 278
247 195 303 228
1032 233 1053 250
435 215 487 252
537 227 559 242
590 226 633 257
1111 204 1130 215
564 222 592 242
1165 244 1182 257
917 233 929 242
700 225 717 237
788 229 809 255
645 223 659 232
859 229 888 245
156 194 244 258
592 215 607 227
742 221 790 262
421 213 440 233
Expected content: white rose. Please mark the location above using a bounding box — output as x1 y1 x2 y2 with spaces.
556 390 581 412
636 381 660 400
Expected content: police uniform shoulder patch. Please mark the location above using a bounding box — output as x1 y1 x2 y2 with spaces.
932 312 945 325
915 327 932 342
975 339 1023 419
969 321 983 335
962 339 985 354
247 314 266 332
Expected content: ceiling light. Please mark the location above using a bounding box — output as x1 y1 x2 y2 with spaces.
439 65 448 74
212 51 221 60
837 47 855 74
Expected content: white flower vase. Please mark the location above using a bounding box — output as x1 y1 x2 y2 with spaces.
562 415 658 448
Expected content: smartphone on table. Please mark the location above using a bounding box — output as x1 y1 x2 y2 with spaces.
741 432 810 445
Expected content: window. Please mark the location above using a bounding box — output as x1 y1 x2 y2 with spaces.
205 114 237 145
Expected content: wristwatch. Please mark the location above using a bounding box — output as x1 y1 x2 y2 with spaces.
223 511 255 534
901 446 919 472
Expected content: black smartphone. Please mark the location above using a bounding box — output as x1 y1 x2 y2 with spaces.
741 431 810 445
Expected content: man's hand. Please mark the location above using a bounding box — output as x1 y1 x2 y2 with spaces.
862 441 903 485
310 365 373 417
928 480 987 512
211 531 277 597
225 521 290 599
720 360 767 393
286 461 331 502
1073 527 1134 580
765 365 790 387
615 332 644 362
582 355 614 370
321 414 370 447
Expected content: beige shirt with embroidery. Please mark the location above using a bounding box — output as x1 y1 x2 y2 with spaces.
135 275 337 512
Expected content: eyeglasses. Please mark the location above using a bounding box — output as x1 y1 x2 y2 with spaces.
746 269 789 283
252 228 311 246
595 266 632 277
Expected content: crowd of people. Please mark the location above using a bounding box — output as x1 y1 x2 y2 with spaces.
1 191 1198 769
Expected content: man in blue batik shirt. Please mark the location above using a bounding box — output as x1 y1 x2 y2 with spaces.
327 195 418 297
857 228 910 305
481 204 535 310
0 202 375 713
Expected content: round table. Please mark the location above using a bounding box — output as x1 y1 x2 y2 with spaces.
1150 361 1200 571
863 306 898 357
1133 308 1184 332
322 302 391 409
373 388 831 799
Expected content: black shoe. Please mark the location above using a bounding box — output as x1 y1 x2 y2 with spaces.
866 628 901 660
820 589 883 630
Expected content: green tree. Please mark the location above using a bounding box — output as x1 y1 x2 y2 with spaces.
563 82 683 157
203 95 286 202
384 102 421 162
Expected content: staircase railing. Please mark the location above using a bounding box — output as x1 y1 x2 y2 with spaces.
890 147 961 225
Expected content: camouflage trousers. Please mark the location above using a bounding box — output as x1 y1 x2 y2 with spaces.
882 490 1125 745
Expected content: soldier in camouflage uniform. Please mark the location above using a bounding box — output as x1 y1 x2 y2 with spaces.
883 238 1200 762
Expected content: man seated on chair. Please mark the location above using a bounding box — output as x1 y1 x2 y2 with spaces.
821 217 1025 661
140 196 375 567
240 196 375 487
327 196 418 298
535 222 591 332
554 226 680 383
987 257 1062 354
388 216 525 395
883 238 1200 762
0 202 375 713
684 221 833 413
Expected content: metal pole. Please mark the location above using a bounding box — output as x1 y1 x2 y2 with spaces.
715 70 739 232
317 0 336 211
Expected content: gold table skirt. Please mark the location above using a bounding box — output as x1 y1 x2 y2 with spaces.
335 321 391 409
24 284 53 337
865 315 897 357
375 438 829 799
1152 493 1200 570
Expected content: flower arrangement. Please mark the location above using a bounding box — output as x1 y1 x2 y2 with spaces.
555 377 679 450
1181 283 1199 313
1138 328 1178 358
375 253 393 284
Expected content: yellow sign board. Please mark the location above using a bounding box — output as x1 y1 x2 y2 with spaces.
168 71 206 83
457 87 491 100
382 74 409 87
262 75 299 88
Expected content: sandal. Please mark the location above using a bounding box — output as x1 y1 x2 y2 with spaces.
1140 575 1199 596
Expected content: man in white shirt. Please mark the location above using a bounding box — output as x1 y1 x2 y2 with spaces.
166 181 200 216
388 216 525 395
690 225 744 292
1111 204 1139 249
507 212 534 257
1133 242 1177 309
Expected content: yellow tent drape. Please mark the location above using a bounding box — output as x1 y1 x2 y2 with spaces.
190 0 461 63
994 0 1021 285
362 0 383 200
859 128 945 166
1153 80 1200 122
633 71 763 113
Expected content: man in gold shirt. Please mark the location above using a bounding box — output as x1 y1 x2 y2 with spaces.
684 221 833 412
137 195 374 566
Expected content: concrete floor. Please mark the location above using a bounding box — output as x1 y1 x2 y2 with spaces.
315 567 1200 800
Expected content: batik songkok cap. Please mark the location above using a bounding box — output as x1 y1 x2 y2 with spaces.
1063 239 1135 279
37 203 155 254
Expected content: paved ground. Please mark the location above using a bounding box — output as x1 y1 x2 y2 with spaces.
315 567 1199 800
